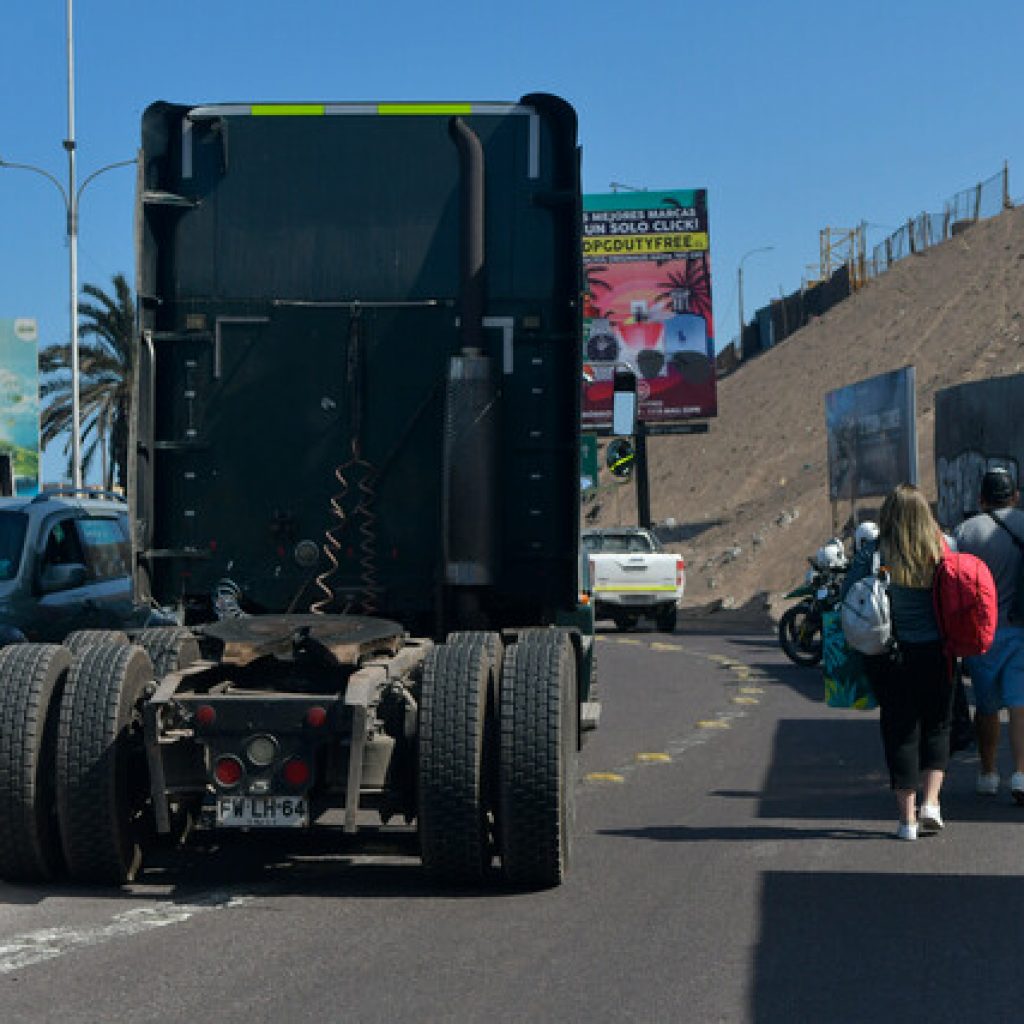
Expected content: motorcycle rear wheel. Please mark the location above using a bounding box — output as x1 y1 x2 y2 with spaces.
778 601 823 667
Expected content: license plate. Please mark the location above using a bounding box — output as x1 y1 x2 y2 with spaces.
216 795 309 828
620 594 656 605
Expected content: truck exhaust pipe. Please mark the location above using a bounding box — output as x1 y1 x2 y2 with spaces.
444 118 496 603
449 117 485 347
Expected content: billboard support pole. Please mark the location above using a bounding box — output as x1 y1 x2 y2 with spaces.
635 421 651 529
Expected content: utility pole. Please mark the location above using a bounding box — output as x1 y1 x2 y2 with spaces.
737 245 774 353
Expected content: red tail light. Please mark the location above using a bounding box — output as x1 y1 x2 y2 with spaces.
195 704 216 728
676 557 685 587
283 758 310 787
214 755 243 788
305 706 327 728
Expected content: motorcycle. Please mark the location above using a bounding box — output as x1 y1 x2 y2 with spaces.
778 541 848 667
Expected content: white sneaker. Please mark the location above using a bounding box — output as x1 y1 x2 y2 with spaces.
919 804 944 833
977 772 1000 795
896 821 918 841
1011 772 1024 806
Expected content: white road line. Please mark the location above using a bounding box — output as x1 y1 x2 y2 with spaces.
0 892 250 974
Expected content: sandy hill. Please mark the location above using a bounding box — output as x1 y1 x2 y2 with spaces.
587 205 1024 620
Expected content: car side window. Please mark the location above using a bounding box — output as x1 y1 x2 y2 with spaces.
75 517 131 581
42 518 87 570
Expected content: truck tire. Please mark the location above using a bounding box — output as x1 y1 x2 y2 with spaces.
498 630 577 888
446 630 504 667
134 626 200 680
418 635 499 883
656 605 678 633
612 613 638 632
0 644 71 882
56 642 155 885
63 630 129 656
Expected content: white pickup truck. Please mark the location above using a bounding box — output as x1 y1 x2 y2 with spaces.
583 527 685 632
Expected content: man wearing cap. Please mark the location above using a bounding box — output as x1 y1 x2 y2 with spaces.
955 467 1024 803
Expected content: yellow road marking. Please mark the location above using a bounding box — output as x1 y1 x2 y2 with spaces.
586 772 625 783
739 686 765 694
651 642 682 651
615 638 642 645
732 696 760 705
636 752 672 763
697 719 731 729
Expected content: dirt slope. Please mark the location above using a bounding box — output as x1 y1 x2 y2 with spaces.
586 205 1024 620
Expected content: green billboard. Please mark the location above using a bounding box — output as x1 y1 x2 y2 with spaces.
0 318 40 495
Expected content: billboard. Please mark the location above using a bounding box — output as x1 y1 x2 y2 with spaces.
582 189 715 427
934 372 1024 528
0 318 40 496
825 366 917 501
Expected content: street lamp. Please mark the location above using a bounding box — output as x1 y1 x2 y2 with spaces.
737 245 774 351
0 151 136 490
0 0 136 489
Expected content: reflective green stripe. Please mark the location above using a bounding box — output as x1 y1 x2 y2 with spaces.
378 103 473 116
592 585 677 593
251 104 325 116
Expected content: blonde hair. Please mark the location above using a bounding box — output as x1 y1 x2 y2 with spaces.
878 483 943 588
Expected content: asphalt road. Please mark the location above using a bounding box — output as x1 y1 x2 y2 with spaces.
0 618 1021 1023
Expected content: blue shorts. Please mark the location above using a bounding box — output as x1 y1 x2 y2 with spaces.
965 626 1024 716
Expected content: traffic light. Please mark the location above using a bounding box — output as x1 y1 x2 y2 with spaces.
606 438 635 480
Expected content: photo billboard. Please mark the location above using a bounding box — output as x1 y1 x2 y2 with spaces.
825 366 917 501
934 372 1024 528
0 318 40 496
582 189 715 427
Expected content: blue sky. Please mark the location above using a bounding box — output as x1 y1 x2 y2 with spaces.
2 0 1023 483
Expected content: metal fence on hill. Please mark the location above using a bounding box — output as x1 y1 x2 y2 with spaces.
728 164 1014 369
868 165 1012 277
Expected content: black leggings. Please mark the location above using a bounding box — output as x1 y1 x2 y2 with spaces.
865 641 954 791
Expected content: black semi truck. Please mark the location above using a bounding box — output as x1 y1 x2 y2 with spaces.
0 95 597 889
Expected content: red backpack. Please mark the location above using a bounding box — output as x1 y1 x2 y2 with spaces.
932 544 998 658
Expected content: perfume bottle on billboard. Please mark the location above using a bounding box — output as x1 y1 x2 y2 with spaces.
664 288 712 384
585 317 618 363
620 301 665 379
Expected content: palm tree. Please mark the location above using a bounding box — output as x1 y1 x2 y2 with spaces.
39 273 134 489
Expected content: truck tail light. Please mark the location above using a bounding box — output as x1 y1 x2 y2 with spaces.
676 557 685 587
214 755 244 788
283 758 310 787
305 706 327 728
195 704 216 728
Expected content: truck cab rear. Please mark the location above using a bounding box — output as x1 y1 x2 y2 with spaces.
0 96 594 890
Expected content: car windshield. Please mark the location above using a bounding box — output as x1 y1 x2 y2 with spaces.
583 532 654 554
0 511 28 581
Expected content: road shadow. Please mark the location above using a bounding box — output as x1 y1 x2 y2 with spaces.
0 828 532 904
751 871 1023 1022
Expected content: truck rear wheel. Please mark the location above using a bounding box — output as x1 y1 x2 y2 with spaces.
656 605 678 633
63 630 129 656
498 630 577 889
134 626 200 679
0 644 72 882
56 642 155 885
418 634 500 883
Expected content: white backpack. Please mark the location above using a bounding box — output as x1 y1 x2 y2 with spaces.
841 554 893 656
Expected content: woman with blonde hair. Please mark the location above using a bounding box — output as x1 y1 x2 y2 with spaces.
855 484 954 840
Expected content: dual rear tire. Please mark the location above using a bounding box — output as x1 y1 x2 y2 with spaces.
0 636 172 887
417 629 578 889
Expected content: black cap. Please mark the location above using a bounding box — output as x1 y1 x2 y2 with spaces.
980 468 1016 505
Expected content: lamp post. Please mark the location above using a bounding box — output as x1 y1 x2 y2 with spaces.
737 245 774 352
0 0 135 489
